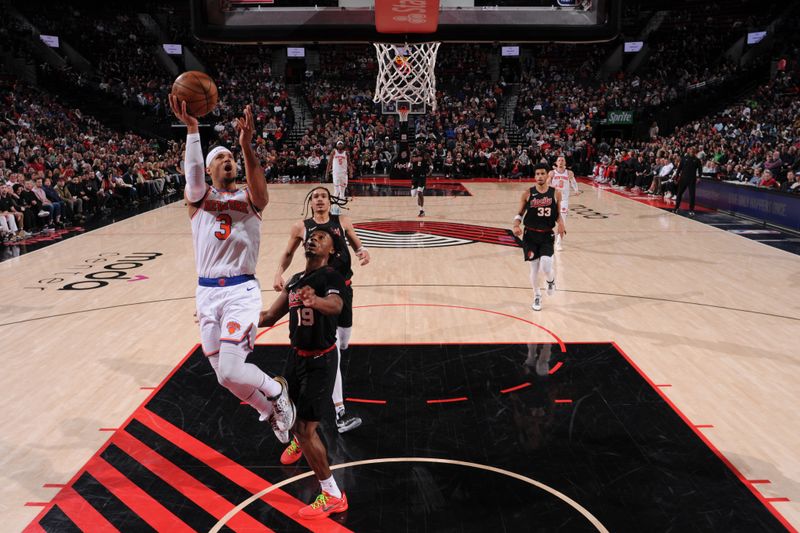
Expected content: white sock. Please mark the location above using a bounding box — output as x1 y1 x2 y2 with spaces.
336 326 352 351
540 255 554 284
529 259 541 297
332 346 344 409
320 475 342 498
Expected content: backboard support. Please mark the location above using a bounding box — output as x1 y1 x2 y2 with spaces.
193 0 619 44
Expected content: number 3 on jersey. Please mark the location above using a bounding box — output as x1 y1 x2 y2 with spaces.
214 214 232 240
537 207 551 217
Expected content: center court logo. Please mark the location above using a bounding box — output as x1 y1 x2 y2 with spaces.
353 221 520 249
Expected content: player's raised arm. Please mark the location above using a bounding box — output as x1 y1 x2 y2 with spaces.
340 215 370 265
236 105 268 211
513 189 528 238
170 95 206 204
274 221 305 291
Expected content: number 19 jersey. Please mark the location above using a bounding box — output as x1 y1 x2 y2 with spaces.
191 186 262 278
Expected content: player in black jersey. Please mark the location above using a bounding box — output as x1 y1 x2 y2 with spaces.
259 226 350 519
512 163 565 311
273 187 370 461
410 148 430 217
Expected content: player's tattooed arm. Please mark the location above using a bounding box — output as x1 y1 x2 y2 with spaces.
341 216 370 265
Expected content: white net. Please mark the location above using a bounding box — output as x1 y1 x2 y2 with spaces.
373 42 440 112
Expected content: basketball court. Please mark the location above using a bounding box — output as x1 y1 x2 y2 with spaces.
3 0 799 531
2 179 797 531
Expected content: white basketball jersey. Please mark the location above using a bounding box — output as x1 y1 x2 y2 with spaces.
551 169 570 193
191 186 261 278
332 150 348 176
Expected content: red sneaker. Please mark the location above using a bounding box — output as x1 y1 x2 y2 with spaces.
280 437 303 465
298 491 348 519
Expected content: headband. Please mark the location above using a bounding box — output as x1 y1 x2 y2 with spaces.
205 146 232 168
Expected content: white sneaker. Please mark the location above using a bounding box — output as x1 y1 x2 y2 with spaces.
531 295 542 311
336 411 362 434
268 376 296 439
547 279 556 296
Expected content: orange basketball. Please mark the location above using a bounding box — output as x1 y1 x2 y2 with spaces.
170 71 218 117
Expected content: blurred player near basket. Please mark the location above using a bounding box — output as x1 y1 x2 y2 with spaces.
325 141 352 215
548 155 579 251
170 94 295 443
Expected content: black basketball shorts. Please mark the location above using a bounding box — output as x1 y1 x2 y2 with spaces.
522 230 554 261
285 347 338 422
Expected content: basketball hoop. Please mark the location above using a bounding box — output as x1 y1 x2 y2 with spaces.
373 42 440 112
397 105 410 124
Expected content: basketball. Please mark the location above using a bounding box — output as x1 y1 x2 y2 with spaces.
170 71 218 117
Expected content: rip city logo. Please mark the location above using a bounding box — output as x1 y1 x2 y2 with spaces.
569 204 618 219
26 252 163 291
353 221 520 249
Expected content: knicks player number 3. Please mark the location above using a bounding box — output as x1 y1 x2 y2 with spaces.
215 214 232 240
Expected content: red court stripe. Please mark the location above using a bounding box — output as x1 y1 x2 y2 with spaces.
426 397 468 404
24 502 49 507
548 362 563 375
139 387 156 390
23 344 202 531
766 497 790 502
345 397 387 404
98 428 118 432
748 480 772 484
694 424 714 429
50 487 118 533
112 431 270 533
655 384 672 387
554 399 573 404
500 382 531 394
611 342 796 532
43 484 67 488
86 457 192 532
136 408 354 533
21 522 47 533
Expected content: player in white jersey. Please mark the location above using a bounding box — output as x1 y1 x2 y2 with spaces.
548 156 579 251
325 141 352 215
170 95 295 444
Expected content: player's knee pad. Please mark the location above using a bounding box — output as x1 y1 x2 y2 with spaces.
337 326 352 351
540 255 553 275
216 343 250 389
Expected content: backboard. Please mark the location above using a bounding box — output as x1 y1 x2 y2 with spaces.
192 0 619 44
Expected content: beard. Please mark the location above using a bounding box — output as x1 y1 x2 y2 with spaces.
222 174 235 185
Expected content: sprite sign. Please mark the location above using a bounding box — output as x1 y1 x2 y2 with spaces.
602 110 634 125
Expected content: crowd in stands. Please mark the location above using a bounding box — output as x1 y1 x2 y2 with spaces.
1 0 797 246
0 79 184 242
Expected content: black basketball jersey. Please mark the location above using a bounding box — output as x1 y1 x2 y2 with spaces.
523 186 559 231
286 266 346 352
304 215 352 280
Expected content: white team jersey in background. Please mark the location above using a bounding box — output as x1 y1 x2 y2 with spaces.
332 150 348 177
191 186 261 279
551 169 572 211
